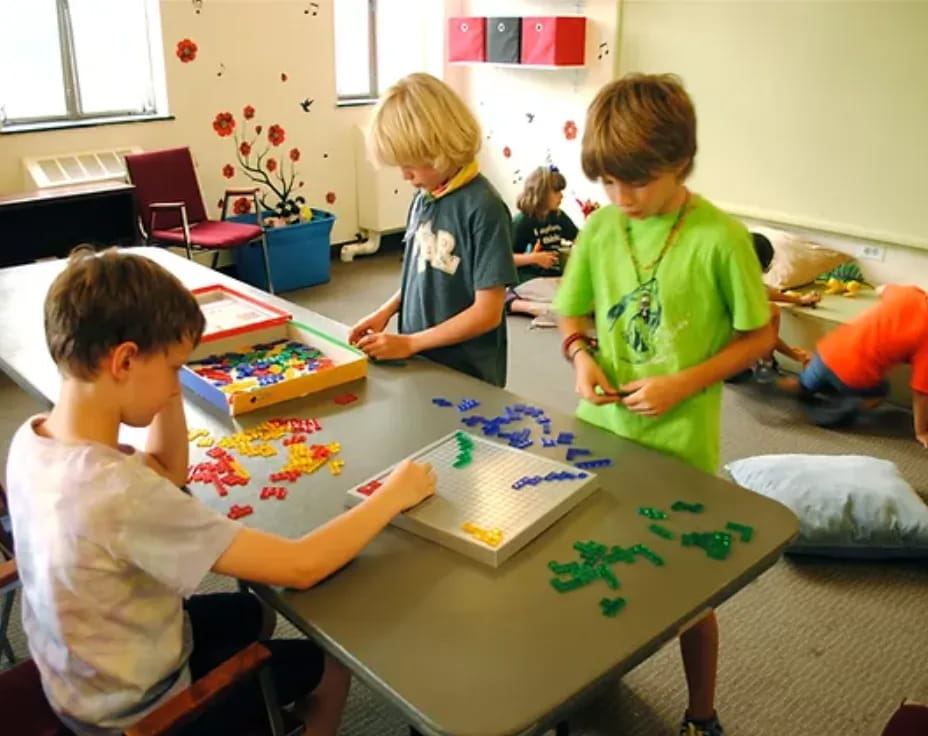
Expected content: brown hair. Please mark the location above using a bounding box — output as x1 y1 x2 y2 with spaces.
581 73 697 183
516 166 567 220
44 247 206 379
367 73 481 172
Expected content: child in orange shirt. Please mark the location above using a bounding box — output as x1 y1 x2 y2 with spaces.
778 284 928 441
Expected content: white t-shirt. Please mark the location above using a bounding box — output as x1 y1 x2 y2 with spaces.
5 416 241 734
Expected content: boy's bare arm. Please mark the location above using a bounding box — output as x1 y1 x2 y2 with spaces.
144 394 189 487
212 460 434 588
913 390 928 448
355 287 506 359
408 286 506 352
622 323 775 416
348 289 402 345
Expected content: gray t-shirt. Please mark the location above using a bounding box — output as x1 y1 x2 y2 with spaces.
5 416 241 734
399 173 517 387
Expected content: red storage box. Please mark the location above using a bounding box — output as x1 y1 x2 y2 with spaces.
521 16 586 66
448 17 486 62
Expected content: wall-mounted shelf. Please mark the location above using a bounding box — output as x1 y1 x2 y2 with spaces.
450 61 585 70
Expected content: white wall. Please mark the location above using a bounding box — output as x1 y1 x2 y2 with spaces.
448 0 928 287
447 0 620 227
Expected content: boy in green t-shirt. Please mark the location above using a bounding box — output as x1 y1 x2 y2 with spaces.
554 74 774 736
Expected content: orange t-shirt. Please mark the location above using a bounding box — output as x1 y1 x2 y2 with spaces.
818 285 928 392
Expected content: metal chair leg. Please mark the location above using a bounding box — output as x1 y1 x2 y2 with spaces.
1 588 17 665
258 231 275 294
258 664 287 736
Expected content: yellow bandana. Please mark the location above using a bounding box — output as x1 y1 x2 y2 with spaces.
428 160 480 200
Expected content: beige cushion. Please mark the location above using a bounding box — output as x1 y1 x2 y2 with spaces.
753 226 852 290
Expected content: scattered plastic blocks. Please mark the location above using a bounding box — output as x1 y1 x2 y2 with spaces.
671 500 705 514
726 521 754 543
597 564 621 590
599 597 627 617
681 531 733 560
648 523 675 540
573 540 608 566
461 522 503 547
638 506 668 520
260 486 287 500
541 438 558 448
457 398 480 412
432 397 453 407
574 458 613 470
556 432 575 445
603 545 637 564
356 480 382 497
333 392 358 405
566 448 591 462
630 543 665 566
227 504 253 520
452 431 474 468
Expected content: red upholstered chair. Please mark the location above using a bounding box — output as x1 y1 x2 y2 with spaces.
124 147 275 293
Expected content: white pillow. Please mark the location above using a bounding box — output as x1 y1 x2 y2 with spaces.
725 454 928 558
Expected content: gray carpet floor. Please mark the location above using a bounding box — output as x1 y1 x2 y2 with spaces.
2 250 926 735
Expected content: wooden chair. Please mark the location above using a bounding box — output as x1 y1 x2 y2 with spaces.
0 522 300 735
0 635 302 736
0 482 18 666
124 147 275 293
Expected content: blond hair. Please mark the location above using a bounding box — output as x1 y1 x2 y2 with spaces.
368 73 481 172
581 73 697 183
45 247 205 379
516 166 567 220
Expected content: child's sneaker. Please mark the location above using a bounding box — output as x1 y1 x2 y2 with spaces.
680 713 725 736
752 358 779 383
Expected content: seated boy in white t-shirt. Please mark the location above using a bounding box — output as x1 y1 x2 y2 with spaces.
5 247 435 735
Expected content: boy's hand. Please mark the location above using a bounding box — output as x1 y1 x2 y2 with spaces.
916 432 928 449
349 310 391 345
531 251 559 269
381 459 437 511
621 374 692 417
356 332 416 360
573 351 623 405
791 347 813 367
798 292 821 307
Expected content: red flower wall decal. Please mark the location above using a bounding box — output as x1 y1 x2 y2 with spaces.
232 197 252 215
575 198 601 218
325 191 336 205
255 124 263 135
243 105 255 120
222 164 235 179
289 148 301 162
563 120 578 140
267 125 286 146
176 38 198 63
239 141 252 157
281 73 288 82
266 158 278 173
502 146 512 158
212 112 235 136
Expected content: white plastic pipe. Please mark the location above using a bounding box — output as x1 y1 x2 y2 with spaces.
340 231 381 262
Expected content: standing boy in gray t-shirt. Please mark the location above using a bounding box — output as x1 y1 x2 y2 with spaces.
349 73 517 387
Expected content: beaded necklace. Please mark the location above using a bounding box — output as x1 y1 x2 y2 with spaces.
623 191 693 319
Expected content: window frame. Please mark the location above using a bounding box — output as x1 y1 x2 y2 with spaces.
335 0 379 107
0 0 167 131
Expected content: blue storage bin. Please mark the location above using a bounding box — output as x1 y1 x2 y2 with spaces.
230 209 336 292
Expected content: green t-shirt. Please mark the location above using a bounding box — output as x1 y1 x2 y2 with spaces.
511 209 579 282
553 195 770 473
